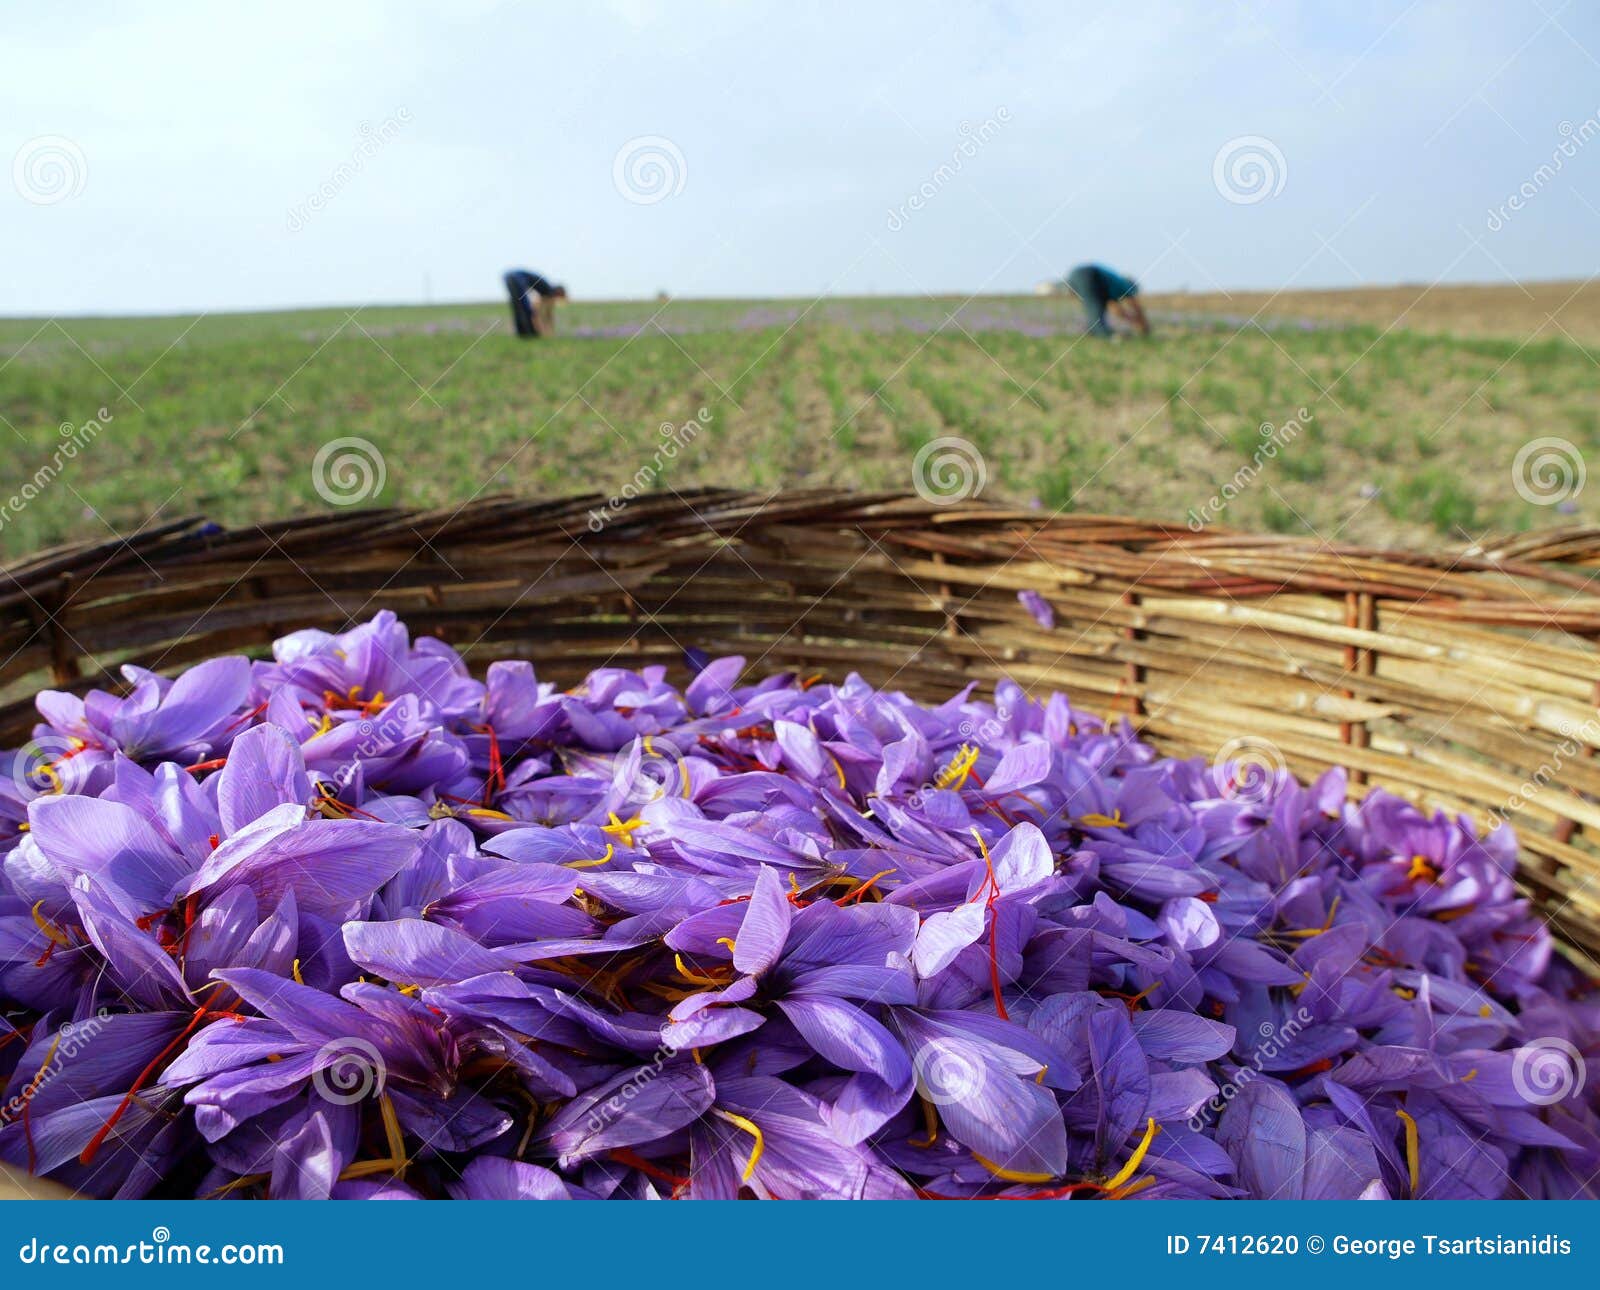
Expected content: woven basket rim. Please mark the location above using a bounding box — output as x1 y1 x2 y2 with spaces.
3 489 1599 960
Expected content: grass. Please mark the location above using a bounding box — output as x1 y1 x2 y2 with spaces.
1 290 1597 557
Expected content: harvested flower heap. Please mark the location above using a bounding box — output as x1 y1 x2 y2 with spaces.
0 612 1595 1199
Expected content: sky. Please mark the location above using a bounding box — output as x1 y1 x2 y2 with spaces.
5 0 1600 314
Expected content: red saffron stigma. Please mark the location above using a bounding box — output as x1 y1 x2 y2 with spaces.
79 1000 216 1166
608 1148 690 1190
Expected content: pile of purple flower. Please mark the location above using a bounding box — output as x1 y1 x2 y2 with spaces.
1 611 1597 1200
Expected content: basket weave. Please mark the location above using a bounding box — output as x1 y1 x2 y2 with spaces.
4 489 1600 959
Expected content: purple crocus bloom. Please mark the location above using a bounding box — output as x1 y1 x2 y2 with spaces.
1217 1080 1387 1199
1018 589 1055 630
37 655 251 766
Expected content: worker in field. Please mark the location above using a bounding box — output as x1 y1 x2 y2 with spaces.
503 268 568 338
1065 263 1149 338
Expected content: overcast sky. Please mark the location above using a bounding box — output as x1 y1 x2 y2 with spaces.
5 1 1600 314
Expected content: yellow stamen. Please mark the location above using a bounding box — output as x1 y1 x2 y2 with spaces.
380 1092 406 1168
564 843 614 870
32 1030 64 1081
829 754 848 790
934 743 980 792
1405 854 1438 884
334 1096 412 1185
1462 1068 1478 1082
1077 810 1126 830
396 983 421 997
1278 896 1342 939
1478 1004 1492 1018
1105 1174 1157 1200
674 953 728 987
969 827 991 862
1395 1107 1421 1196
463 807 514 821
715 937 737 953
207 1172 269 1198
971 1152 1054 1184
1102 1117 1161 1192
603 812 647 847
291 958 305 985
516 1107 538 1160
338 1158 405 1181
908 1096 940 1148
306 712 334 741
713 1109 765 1183
691 1047 704 1065
30 899 72 949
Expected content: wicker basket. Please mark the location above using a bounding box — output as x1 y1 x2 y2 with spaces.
5 489 1600 960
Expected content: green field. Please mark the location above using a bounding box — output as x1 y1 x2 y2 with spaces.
1 293 1595 557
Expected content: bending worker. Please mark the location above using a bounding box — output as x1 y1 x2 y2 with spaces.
1065 263 1149 338
503 268 568 338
